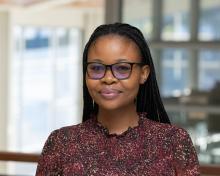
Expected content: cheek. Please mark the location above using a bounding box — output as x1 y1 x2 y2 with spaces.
86 77 97 97
122 77 141 97
86 78 92 91
128 71 143 96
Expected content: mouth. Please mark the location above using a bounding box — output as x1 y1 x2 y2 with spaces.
99 88 122 100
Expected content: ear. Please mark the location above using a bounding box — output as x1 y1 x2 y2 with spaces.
139 65 150 84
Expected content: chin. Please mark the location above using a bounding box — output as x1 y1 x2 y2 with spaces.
97 100 134 112
99 104 121 111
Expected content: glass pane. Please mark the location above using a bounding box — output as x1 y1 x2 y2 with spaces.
8 26 82 175
199 0 220 40
22 27 53 152
199 50 220 90
54 28 82 127
161 48 189 97
162 0 190 41
122 0 153 39
7 162 37 176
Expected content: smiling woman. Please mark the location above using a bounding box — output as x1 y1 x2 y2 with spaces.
35 23 200 175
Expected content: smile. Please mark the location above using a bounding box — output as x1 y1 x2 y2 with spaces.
99 89 122 100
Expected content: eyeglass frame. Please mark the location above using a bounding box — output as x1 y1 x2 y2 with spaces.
86 62 145 80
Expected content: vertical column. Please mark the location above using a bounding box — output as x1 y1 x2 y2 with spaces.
152 0 162 87
189 0 200 90
105 0 122 23
0 11 10 173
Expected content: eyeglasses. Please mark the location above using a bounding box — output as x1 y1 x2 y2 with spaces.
86 62 144 80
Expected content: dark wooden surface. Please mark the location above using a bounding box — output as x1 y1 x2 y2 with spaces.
0 151 40 163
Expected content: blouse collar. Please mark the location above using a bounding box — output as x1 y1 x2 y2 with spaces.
91 112 147 138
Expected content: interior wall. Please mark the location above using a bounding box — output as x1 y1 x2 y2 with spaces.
0 11 10 173
0 11 10 151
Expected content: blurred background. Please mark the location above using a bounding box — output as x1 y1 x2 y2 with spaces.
0 0 220 175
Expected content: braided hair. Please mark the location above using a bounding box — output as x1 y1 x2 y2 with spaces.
82 23 170 124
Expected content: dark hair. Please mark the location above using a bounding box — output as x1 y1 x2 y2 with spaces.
82 23 170 124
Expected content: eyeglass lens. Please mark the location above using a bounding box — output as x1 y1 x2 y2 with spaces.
87 63 132 79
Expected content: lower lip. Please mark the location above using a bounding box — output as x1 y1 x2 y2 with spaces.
100 92 121 100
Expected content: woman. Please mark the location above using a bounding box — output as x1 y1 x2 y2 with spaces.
36 23 200 175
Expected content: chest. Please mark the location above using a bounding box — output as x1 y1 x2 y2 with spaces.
61 136 176 175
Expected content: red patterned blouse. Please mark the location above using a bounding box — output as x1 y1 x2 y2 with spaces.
36 113 200 175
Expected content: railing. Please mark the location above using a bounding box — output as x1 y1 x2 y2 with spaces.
0 151 39 163
201 165 220 175
0 151 220 175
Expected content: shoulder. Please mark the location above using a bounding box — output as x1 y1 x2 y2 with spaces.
142 117 191 141
46 118 94 145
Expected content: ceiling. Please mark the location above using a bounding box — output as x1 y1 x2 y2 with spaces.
0 0 45 6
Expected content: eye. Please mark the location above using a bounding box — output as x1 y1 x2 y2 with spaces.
114 63 131 73
88 63 105 72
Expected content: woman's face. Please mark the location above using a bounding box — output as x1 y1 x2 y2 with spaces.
86 34 149 111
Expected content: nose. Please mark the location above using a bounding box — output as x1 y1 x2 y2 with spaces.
101 67 117 84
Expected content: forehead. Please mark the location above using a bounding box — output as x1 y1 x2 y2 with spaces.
88 34 141 63
91 34 137 48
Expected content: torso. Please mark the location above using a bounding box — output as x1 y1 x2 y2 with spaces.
56 115 180 175
36 113 200 175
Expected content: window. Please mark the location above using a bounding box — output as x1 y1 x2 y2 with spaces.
8 26 82 174
123 0 220 164
162 0 190 41
161 48 189 97
199 0 220 40
122 0 153 39
199 50 220 90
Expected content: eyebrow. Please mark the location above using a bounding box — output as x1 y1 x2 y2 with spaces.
87 58 103 62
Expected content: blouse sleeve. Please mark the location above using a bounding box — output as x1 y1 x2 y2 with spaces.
35 130 63 175
171 128 200 176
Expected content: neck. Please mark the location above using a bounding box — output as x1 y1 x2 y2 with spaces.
97 104 139 135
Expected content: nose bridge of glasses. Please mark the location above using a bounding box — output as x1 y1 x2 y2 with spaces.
104 65 115 78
